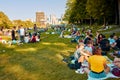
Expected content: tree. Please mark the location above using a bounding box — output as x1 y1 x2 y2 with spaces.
0 11 13 28
13 20 23 26
64 0 88 24
86 0 115 25
64 0 76 23
13 20 33 28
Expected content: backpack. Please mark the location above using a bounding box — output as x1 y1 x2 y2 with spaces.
112 68 120 77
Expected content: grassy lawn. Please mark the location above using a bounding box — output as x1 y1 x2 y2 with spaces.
0 27 120 80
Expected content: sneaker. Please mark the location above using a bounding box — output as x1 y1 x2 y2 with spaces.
75 68 84 74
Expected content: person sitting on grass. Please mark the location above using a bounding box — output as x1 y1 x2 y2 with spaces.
113 57 120 68
8 39 21 45
36 33 40 42
108 34 117 49
84 34 93 45
66 42 88 64
30 34 36 43
59 30 64 38
71 31 81 43
73 42 85 61
85 46 110 79
84 40 93 55
24 35 30 43
78 49 92 65
114 35 120 49
77 42 92 66
100 35 110 52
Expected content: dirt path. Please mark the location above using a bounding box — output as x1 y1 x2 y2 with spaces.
103 28 120 34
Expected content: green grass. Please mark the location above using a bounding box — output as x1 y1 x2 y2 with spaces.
0 34 80 80
0 26 120 80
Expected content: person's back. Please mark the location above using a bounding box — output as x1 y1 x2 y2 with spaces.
100 36 110 51
87 47 110 79
116 38 120 49
108 37 115 45
89 55 106 73
24 36 29 43
84 34 93 44
31 35 36 43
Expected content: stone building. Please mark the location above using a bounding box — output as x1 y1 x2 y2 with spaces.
36 12 46 27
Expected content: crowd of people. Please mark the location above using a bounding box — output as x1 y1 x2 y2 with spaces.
0 24 41 45
63 26 120 79
0 24 120 79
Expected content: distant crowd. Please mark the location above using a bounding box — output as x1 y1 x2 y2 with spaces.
0 24 41 45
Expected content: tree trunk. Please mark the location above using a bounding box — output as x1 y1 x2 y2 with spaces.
90 17 92 26
104 17 106 27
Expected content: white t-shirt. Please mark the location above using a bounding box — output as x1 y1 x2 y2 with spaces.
24 36 29 43
20 28 25 36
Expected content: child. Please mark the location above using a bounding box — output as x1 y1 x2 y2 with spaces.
77 43 92 64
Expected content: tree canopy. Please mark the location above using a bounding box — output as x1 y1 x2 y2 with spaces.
13 20 34 28
0 11 13 28
0 11 34 28
64 0 116 25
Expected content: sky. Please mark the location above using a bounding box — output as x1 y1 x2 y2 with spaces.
0 0 67 21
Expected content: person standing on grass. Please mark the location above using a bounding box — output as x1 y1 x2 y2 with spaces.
33 24 37 32
19 25 25 43
17 26 21 41
11 26 16 40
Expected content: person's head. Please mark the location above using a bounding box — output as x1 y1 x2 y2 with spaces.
20 25 23 28
86 40 93 47
113 35 118 40
12 26 16 30
34 24 36 27
93 46 102 55
78 42 85 49
98 34 103 38
102 35 106 38
110 35 114 39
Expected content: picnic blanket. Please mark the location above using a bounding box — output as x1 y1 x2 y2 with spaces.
64 35 72 38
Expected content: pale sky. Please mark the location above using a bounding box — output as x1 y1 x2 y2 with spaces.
0 0 67 21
